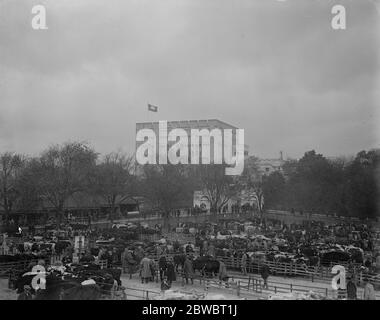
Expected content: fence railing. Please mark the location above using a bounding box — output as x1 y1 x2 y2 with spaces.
217 255 380 286
124 286 161 300
0 259 41 277
148 251 380 291
97 259 108 269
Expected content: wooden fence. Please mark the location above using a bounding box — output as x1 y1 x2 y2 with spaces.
218 256 379 287
124 287 161 300
0 259 39 277
149 251 380 291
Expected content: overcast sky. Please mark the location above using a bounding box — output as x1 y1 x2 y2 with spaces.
0 0 379 159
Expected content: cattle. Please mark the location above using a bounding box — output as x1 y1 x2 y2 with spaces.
62 283 101 300
193 256 220 277
307 256 320 266
14 271 78 300
33 277 101 300
274 254 293 264
13 262 120 299
346 247 364 264
173 254 186 272
320 250 350 266
79 254 96 264
55 241 72 255
34 278 80 300
14 273 35 294
74 268 119 293
102 268 122 287
90 247 100 257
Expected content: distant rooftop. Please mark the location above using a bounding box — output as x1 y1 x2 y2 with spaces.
136 119 238 130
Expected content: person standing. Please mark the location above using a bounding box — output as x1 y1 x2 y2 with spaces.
364 258 372 270
156 244 163 257
363 278 376 300
218 260 229 284
376 254 380 273
185 242 193 254
346 276 357 300
241 252 248 275
158 255 168 282
202 239 208 257
149 257 157 282
260 264 270 289
165 258 176 286
121 248 129 274
208 243 215 257
111 247 119 266
183 256 194 285
122 249 136 279
140 255 152 284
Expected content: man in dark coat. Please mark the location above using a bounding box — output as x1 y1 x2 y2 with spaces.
122 249 136 279
183 256 194 285
185 242 193 254
173 241 180 252
140 256 152 284
165 259 176 286
158 255 168 281
346 276 357 300
364 258 372 270
260 264 270 289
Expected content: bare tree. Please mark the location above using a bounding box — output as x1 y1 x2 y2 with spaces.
13 157 42 213
89 152 135 222
0 152 25 222
241 157 265 219
34 142 98 226
196 164 238 219
140 164 192 230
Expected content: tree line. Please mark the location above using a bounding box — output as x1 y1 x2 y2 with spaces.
261 150 380 219
0 142 378 229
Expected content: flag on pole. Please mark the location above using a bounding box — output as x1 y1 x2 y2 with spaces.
148 103 158 112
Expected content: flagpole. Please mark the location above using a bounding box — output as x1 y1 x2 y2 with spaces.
147 102 151 123
147 103 159 122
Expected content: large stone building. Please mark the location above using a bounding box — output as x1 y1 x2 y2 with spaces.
193 189 259 213
193 153 286 214
136 119 251 213
135 119 249 165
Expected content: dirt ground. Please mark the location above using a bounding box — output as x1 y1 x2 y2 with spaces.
120 273 261 300
3 271 375 300
0 275 252 300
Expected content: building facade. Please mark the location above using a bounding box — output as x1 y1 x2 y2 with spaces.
135 119 249 165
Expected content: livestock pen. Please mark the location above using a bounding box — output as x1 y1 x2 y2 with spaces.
148 252 380 297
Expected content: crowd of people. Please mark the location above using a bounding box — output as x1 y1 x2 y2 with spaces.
3 211 380 300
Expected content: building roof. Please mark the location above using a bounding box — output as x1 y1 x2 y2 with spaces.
136 119 238 130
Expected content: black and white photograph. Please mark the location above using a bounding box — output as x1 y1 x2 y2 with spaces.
0 0 379 308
